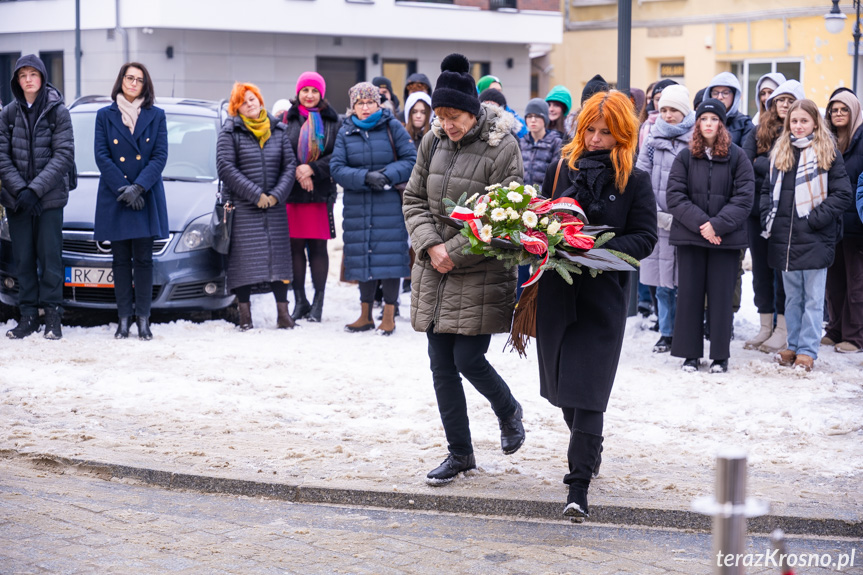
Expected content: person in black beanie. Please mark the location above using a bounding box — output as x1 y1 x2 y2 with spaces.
693 87 706 110
639 79 678 150
479 87 507 109
564 73 611 143
402 53 525 486
372 75 401 116
665 97 753 374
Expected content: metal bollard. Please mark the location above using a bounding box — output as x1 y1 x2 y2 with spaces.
692 449 769 575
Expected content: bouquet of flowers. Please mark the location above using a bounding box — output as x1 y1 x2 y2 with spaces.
436 181 639 287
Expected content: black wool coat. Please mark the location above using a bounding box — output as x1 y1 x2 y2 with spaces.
742 128 775 219
759 149 852 271
283 103 340 205
536 160 658 412
666 145 754 251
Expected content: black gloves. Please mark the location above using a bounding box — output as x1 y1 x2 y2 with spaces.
117 184 146 211
364 170 389 191
16 188 42 216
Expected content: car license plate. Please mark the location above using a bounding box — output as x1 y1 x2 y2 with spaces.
65 266 114 287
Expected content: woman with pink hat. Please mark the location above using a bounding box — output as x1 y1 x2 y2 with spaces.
283 71 341 323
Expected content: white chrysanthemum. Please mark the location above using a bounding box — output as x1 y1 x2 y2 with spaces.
547 220 561 235
524 185 537 198
485 183 502 192
479 225 493 242
489 200 499 207
473 202 488 217
508 181 521 190
466 193 479 205
490 207 507 222
506 192 523 203
507 208 520 221
522 211 538 229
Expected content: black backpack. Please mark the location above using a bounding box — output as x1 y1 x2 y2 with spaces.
4 100 78 191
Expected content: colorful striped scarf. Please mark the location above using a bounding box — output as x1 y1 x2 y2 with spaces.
297 105 325 163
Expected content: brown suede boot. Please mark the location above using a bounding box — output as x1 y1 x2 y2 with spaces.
238 302 253 331
276 302 295 329
345 302 375 332
377 303 396 336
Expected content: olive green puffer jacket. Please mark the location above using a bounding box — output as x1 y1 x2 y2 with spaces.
403 105 523 335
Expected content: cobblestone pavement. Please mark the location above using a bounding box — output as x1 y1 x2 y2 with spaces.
1 459 860 575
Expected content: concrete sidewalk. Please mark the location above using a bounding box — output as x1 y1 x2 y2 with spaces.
3 449 860 539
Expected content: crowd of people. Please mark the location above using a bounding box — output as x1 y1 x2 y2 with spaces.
2 52 863 523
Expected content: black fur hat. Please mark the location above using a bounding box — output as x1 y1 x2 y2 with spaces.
431 54 481 117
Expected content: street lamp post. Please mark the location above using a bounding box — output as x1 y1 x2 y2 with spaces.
825 0 862 93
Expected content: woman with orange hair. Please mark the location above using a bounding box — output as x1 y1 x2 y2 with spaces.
217 82 298 330
538 90 658 523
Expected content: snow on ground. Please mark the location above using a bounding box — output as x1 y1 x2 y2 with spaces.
1 236 861 519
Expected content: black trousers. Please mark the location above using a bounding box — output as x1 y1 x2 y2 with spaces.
671 245 739 361
112 237 154 318
7 207 64 315
427 330 518 456
359 279 399 305
747 215 785 314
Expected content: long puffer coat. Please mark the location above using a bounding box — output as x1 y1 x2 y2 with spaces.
0 83 74 211
836 124 863 239
331 108 416 282
759 149 852 271
536 158 658 411
520 129 562 187
635 123 693 289
217 114 298 291
666 145 755 251
403 105 522 336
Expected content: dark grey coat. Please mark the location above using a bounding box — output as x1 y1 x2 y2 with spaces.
217 115 297 291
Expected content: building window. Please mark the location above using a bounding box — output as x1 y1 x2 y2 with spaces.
381 59 418 106
39 51 65 96
741 59 802 117
489 0 517 10
0 52 21 107
471 61 491 83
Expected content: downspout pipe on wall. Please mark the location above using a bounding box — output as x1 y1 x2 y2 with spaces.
115 0 129 64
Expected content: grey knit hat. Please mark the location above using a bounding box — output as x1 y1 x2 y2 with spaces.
524 98 550 126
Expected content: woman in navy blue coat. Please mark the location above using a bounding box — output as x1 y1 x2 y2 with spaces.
331 82 416 336
94 62 169 340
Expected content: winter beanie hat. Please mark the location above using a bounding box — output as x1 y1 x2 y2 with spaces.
581 74 609 104
696 98 728 125
296 71 326 100
349 82 381 109
657 84 691 116
524 98 550 126
476 75 502 94
651 78 678 100
479 88 507 109
432 54 481 117
545 85 572 114
693 88 706 110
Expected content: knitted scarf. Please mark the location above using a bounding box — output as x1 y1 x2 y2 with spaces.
297 105 325 163
646 112 695 164
762 134 827 238
241 109 271 148
351 110 382 131
568 149 614 221
117 96 143 134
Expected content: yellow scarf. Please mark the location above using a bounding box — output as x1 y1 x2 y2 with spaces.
241 109 271 148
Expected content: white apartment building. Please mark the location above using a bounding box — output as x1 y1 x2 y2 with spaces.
0 0 562 113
